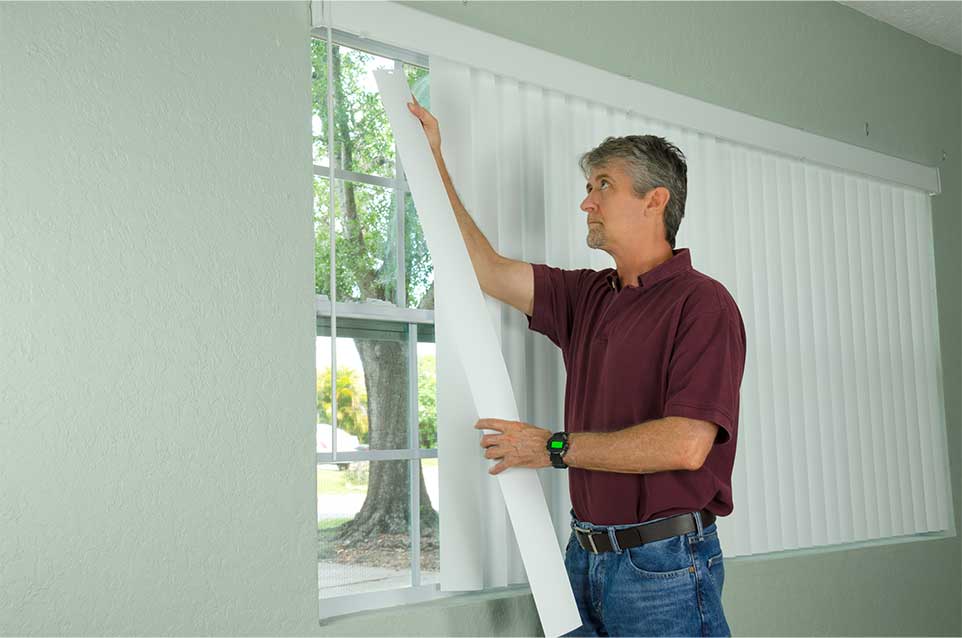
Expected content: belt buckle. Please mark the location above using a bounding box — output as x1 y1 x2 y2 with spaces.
576 528 601 553
578 529 601 553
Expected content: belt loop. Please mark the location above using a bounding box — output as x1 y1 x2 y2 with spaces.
607 527 622 554
693 510 705 541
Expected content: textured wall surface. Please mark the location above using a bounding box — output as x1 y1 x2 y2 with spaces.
1 1 958 636
0 1 319 634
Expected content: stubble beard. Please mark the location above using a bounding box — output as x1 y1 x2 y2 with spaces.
586 225 606 249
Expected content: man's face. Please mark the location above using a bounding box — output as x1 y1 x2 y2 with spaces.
580 160 650 251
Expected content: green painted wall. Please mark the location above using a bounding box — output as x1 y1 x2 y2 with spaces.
1 1 957 636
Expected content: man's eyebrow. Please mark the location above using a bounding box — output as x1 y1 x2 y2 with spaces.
586 174 613 191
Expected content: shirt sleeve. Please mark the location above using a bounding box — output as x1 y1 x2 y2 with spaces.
663 308 747 446
525 263 591 352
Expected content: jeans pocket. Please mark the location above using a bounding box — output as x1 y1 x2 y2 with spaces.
623 534 694 579
706 549 725 592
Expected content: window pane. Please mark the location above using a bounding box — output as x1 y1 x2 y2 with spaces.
311 38 330 167
333 44 396 179
334 178 397 305
317 334 329 456
317 329 411 452
404 191 434 310
417 341 437 451
317 460 412 597
314 175 332 297
403 62 430 111
419 457 439 583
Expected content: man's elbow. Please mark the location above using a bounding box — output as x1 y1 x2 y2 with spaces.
681 449 704 471
681 436 714 470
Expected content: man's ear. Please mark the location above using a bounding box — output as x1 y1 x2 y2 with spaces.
646 186 670 218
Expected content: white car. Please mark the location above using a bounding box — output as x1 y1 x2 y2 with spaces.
316 423 367 470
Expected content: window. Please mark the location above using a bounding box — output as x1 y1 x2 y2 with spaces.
312 28 443 616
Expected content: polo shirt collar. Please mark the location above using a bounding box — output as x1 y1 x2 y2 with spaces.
606 247 692 291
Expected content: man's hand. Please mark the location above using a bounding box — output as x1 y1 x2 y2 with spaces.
406 95 441 152
475 418 552 475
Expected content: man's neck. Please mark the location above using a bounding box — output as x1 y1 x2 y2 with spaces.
613 244 674 289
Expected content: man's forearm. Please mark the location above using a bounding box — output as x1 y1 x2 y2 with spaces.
563 417 695 473
429 146 503 279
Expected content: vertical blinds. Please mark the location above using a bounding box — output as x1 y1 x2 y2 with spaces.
431 54 954 576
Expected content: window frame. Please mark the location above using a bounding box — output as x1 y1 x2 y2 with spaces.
313 26 452 617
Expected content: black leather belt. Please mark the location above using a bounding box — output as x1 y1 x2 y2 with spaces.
574 509 716 554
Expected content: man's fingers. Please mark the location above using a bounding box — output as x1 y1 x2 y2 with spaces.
476 418 506 431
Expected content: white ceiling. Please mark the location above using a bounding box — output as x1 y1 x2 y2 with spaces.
836 1 962 55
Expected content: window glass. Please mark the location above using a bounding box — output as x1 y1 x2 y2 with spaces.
313 36 437 600
419 454 440 582
404 191 434 309
316 331 411 451
333 179 398 304
311 39 330 167
333 44 397 179
314 175 332 297
417 341 437 450
317 460 412 597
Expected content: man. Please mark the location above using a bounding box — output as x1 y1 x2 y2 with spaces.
408 96 746 637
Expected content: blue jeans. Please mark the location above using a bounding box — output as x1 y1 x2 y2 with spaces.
562 508 730 637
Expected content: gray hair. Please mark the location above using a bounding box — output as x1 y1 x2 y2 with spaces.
578 135 688 249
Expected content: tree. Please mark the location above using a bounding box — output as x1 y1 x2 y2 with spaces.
312 40 438 546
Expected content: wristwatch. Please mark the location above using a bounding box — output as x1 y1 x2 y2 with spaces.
546 431 570 469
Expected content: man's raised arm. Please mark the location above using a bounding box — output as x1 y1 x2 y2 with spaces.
407 97 534 317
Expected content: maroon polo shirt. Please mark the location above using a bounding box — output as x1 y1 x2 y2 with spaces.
526 247 746 525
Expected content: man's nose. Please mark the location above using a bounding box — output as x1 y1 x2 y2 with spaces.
580 196 595 213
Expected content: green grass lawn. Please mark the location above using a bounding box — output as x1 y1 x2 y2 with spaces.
316 467 366 494
319 516 350 531
317 459 437 496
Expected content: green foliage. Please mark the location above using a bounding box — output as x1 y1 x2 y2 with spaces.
418 354 437 448
317 366 369 444
311 39 434 309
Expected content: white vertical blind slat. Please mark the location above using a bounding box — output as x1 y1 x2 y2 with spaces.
728 145 754 557
813 167 843 546
829 173 857 544
844 178 867 540
908 192 936 532
759 155 787 552
433 57 485 592
777 159 807 549
880 185 910 536
906 193 935 532
855 179 885 538
737 147 768 554
892 188 924 533
869 182 897 538
919 194 950 532
792 162 823 548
